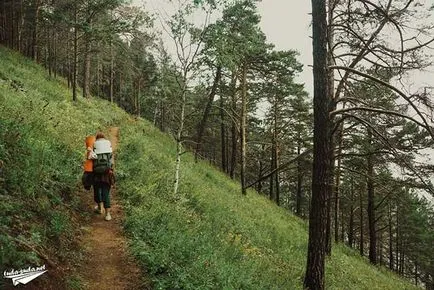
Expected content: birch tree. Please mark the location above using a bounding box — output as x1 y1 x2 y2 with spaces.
161 0 215 195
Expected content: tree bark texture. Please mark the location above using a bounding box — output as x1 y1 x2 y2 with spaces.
304 0 330 288
240 62 247 195
195 65 222 161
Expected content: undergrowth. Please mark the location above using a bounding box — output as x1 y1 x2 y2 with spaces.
0 46 126 288
116 121 418 290
0 45 419 290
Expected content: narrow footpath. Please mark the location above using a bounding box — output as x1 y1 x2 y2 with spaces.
78 127 149 290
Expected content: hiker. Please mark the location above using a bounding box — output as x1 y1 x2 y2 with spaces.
82 135 96 191
92 132 115 221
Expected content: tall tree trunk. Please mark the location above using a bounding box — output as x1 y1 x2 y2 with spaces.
334 124 343 243
269 146 275 199
174 75 188 195
229 69 237 179
327 0 338 252
304 0 330 288
257 144 265 193
220 91 227 172
195 65 222 161
18 0 24 52
340 209 345 241
275 143 280 205
48 24 52 76
110 40 114 103
240 62 247 195
360 188 364 256
32 0 41 62
1 1 6 46
11 0 16 49
137 79 141 118
399 239 405 275
348 177 354 248
378 230 383 265
388 203 394 270
296 137 303 217
72 3 78 101
270 98 280 204
96 48 100 97
83 32 91 98
367 129 377 264
53 25 57 78
325 184 332 255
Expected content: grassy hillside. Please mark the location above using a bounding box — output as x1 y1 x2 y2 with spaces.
0 46 128 288
0 46 418 289
116 122 418 288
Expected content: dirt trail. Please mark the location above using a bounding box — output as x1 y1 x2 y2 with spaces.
78 127 148 290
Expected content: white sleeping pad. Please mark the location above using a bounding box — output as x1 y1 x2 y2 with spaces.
93 139 113 154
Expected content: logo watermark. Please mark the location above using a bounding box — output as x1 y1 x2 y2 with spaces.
3 265 47 286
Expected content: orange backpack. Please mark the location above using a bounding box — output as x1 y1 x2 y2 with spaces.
83 135 96 172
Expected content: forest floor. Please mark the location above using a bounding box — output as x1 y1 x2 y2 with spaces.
77 127 150 290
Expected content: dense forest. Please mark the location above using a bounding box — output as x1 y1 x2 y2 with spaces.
1 0 434 289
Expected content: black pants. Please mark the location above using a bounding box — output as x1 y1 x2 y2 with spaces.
93 182 111 209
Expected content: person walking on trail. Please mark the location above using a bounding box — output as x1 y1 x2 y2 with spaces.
82 135 96 191
92 132 115 221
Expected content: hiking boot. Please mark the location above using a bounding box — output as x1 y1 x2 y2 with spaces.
105 212 112 221
94 205 102 214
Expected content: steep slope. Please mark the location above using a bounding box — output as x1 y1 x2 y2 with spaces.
0 46 418 289
116 122 419 289
0 46 136 289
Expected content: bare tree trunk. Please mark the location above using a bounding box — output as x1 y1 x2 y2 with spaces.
257 144 265 193
399 247 405 275
240 62 247 195
53 26 57 78
72 3 78 101
340 208 345 242
137 79 141 118
388 203 394 270
367 129 377 265
325 184 332 255
48 24 52 77
83 32 91 98
334 124 343 243
325 0 336 257
18 0 24 52
270 98 280 204
348 177 354 248
220 92 227 172
195 65 222 161
296 137 303 217
32 0 41 62
378 230 383 265
11 0 16 49
174 77 188 196
230 69 238 179
304 0 330 288
269 148 274 199
110 40 114 103
1 1 7 46
275 142 280 205
96 48 100 96
360 188 364 256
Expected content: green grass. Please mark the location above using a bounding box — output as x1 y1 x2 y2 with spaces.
0 45 418 289
0 46 129 288
116 122 418 290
